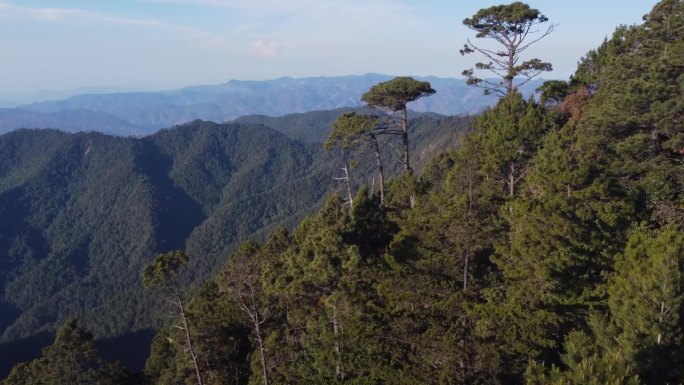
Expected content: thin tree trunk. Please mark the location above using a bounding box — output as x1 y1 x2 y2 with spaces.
244 288 269 385
507 46 515 94
177 292 205 385
462 253 469 291
401 107 411 174
509 162 515 197
402 107 416 208
252 311 269 385
343 164 353 206
331 305 342 381
467 160 473 217
334 164 354 206
370 134 385 206
657 301 665 345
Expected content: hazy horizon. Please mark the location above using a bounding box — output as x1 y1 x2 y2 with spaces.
0 1 660 104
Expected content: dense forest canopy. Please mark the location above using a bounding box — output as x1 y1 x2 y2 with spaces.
0 110 469 378
1 0 683 384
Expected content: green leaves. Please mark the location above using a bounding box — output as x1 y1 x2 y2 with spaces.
463 2 548 38
472 91 548 198
142 250 188 288
606 226 684 383
1 319 129 385
326 112 380 151
361 77 435 112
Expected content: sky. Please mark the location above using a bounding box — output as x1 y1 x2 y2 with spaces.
0 0 660 104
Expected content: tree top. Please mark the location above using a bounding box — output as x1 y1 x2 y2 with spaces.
142 250 189 287
463 2 548 38
325 112 380 150
361 77 435 112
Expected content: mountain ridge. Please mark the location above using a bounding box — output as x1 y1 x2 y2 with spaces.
0 74 541 136
0 109 471 377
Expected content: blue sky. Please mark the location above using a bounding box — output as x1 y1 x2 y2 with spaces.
0 0 659 104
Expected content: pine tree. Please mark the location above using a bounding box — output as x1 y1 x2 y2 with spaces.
326 112 396 205
2 319 128 385
605 226 684 384
460 2 554 96
471 91 548 199
220 242 273 385
143 251 205 385
362 77 435 174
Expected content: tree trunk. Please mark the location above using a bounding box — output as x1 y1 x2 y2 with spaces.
331 305 342 381
401 107 411 174
506 46 515 94
467 160 473 217
402 107 416 208
241 288 270 385
462 253 469 291
177 292 205 385
232 283 269 385
508 162 515 197
370 134 385 206
335 164 353 206
252 310 269 385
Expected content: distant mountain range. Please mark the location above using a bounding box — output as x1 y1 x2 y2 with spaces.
0 74 542 136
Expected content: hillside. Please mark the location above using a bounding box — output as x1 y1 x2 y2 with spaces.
0 110 470 377
0 75 539 136
0 108 141 136
0 121 327 348
120 2 680 384
1 1 682 384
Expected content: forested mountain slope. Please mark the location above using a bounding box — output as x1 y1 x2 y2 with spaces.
36 1 678 384
0 121 326 342
0 111 470 377
2 1 682 384
0 108 140 136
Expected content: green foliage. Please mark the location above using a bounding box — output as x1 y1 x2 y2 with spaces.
361 77 435 112
471 91 548 198
4 2 683 385
537 80 570 106
142 250 189 289
1 319 129 385
325 112 381 151
606 226 684 383
524 226 684 385
526 346 641 385
361 76 436 174
0 108 469 377
145 282 251 385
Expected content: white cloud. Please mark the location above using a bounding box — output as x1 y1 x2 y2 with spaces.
0 1 165 27
140 0 423 30
0 1 234 48
253 39 279 57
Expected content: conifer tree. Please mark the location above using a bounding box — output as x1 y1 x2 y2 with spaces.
362 77 435 174
487 3 684 381
145 282 251 385
326 112 396 205
220 242 272 385
461 2 553 96
143 251 205 385
605 226 684 384
472 90 548 198
1 319 128 385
